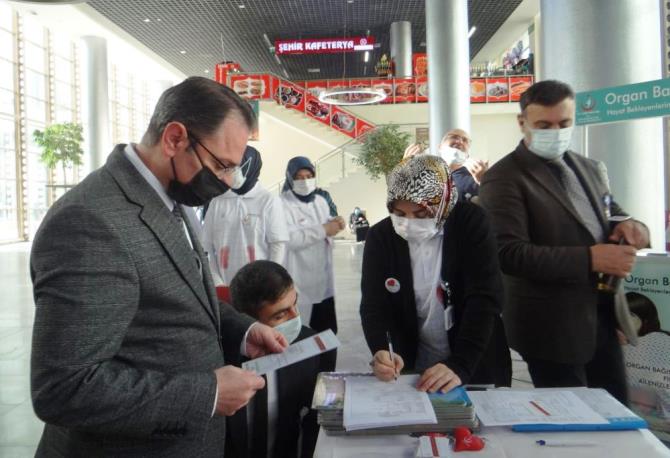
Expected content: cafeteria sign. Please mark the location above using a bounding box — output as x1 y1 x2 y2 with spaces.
576 77 670 125
275 36 374 55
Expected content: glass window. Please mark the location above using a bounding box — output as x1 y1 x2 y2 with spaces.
0 58 14 90
25 96 46 122
22 15 44 45
51 33 72 59
0 88 14 116
54 105 73 123
116 84 130 105
54 80 72 107
23 41 45 72
25 69 46 99
0 3 13 32
53 55 72 83
0 30 13 60
0 118 15 150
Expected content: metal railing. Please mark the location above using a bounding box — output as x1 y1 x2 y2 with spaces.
268 123 429 195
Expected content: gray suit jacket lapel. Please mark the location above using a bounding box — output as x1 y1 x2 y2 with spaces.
104 146 219 329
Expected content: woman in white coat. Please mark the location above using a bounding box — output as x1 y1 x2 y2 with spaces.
203 146 289 303
281 156 345 334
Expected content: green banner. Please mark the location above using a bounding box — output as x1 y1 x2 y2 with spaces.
576 78 670 125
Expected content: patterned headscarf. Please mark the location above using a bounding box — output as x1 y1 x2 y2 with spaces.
386 154 458 226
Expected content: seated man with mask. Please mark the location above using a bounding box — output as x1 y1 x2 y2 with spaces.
225 260 336 458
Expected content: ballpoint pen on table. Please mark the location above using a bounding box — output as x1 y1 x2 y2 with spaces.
536 440 598 447
386 331 397 380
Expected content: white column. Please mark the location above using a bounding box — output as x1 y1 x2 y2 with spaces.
540 0 664 248
425 0 470 154
80 35 110 172
390 21 412 78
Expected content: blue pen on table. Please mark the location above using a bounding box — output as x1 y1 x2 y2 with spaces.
536 440 598 447
386 331 398 380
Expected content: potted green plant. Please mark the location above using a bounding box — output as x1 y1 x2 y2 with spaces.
33 122 84 186
356 124 411 180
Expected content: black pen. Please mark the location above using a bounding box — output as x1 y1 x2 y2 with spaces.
386 331 398 380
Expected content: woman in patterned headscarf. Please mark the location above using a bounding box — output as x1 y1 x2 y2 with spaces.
360 154 511 391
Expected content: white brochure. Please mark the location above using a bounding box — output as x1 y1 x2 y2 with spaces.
468 390 608 426
242 329 340 375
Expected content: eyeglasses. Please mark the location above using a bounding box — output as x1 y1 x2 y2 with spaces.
190 136 242 180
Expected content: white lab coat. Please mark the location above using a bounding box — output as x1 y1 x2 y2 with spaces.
281 191 334 308
202 183 289 286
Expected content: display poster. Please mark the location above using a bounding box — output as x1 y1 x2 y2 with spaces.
412 53 427 77
394 77 416 103
416 76 428 103
470 78 486 103
269 75 280 103
229 74 270 99
305 92 330 125
622 255 670 442
330 106 356 137
278 80 305 112
486 77 510 102
509 76 533 102
355 118 375 137
370 78 393 104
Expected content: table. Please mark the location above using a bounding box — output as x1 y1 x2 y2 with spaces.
314 426 670 458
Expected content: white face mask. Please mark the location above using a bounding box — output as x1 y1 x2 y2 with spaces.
274 314 302 343
528 126 574 160
292 178 316 196
230 166 246 190
390 214 440 242
438 145 468 166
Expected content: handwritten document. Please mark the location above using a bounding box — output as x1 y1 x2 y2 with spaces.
242 329 339 375
343 374 437 431
468 390 608 426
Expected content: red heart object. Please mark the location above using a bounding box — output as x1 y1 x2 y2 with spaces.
453 427 485 452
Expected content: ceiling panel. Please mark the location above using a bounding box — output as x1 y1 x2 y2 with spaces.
86 0 523 80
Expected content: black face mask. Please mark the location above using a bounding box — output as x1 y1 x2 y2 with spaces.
166 146 230 207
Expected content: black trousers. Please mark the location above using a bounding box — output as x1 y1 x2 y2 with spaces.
522 299 628 406
309 296 337 335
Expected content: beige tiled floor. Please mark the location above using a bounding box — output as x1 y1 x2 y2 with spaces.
0 240 531 457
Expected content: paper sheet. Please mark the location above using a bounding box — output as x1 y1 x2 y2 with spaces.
343 374 437 431
242 329 340 375
468 390 608 426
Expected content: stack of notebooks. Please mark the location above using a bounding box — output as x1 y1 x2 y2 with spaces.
311 372 479 436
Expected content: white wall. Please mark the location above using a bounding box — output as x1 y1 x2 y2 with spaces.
327 170 389 226
252 103 350 188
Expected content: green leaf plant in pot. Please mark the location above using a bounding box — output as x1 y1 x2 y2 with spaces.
33 122 84 186
356 124 411 180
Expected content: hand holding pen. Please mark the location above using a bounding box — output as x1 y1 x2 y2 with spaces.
370 332 404 382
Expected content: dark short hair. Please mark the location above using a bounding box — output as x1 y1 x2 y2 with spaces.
142 76 257 145
626 292 661 336
230 261 294 317
519 80 575 112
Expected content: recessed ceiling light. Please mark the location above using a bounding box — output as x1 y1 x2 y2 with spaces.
157 18 162 22
238 4 246 8
420 41 426 47
307 68 320 73
180 50 186 54
468 26 477 38
143 18 151 23
347 0 354 3
204 69 210 73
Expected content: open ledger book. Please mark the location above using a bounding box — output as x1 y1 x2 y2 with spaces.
343 374 437 431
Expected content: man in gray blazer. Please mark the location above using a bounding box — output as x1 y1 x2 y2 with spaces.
480 80 649 405
30 77 288 457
